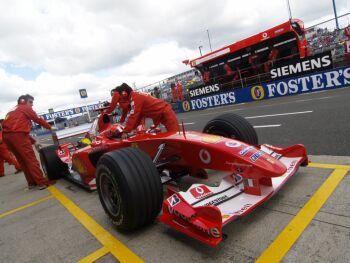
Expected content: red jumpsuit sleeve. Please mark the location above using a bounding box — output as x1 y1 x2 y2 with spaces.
24 106 51 130
119 107 128 123
105 92 120 114
123 94 143 133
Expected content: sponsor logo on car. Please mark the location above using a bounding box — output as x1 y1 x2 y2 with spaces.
233 203 252 215
72 159 87 174
199 149 211 164
168 194 181 207
250 151 264 162
266 157 276 164
190 185 213 199
287 160 298 173
201 135 223 144
168 205 221 238
225 141 241 148
239 146 255 156
203 195 228 206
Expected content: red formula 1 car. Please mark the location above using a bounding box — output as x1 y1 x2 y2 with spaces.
39 112 308 246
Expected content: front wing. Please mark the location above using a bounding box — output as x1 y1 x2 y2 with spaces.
160 145 307 246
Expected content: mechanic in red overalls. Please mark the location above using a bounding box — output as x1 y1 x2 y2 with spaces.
2 94 54 190
109 83 180 139
0 119 21 177
105 87 130 124
175 79 184 102
170 83 178 103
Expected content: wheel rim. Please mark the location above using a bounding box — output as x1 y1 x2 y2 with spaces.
99 172 121 217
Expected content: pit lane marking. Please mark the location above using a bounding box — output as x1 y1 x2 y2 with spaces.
48 186 143 263
245 110 313 119
77 246 109 263
257 163 350 263
0 195 53 218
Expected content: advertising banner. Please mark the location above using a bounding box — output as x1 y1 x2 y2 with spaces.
177 66 350 113
270 51 333 80
41 103 104 121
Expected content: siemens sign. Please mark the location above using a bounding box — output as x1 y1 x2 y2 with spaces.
270 51 332 79
188 84 221 98
178 66 350 112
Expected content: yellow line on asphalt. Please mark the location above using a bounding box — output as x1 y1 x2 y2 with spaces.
308 162 350 170
48 186 144 263
77 246 109 263
256 167 349 263
0 195 53 218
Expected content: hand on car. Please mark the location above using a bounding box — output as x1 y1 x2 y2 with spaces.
121 132 128 140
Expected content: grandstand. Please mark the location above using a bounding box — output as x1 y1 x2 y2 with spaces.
139 14 350 104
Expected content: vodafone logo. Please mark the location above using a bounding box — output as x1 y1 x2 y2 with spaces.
190 185 213 199
199 149 211 164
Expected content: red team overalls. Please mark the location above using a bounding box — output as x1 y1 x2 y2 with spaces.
2 104 52 187
0 131 21 177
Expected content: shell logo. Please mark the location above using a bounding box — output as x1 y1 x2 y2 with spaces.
251 85 265 100
201 135 223 144
72 158 87 174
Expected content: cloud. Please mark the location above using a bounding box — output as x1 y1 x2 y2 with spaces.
0 0 349 117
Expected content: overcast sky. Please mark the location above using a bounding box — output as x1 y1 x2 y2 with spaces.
0 0 349 117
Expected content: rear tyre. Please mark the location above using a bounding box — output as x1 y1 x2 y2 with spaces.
96 147 163 231
203 113 258 145
39 145 69 180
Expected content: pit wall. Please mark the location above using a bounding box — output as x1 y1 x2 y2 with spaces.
175 66 350 113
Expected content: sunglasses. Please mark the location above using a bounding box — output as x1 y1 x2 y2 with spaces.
28 100 34 104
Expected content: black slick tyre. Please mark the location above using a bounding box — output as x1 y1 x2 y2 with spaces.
203 113 258 145
39 145 69 180
96 147 163 231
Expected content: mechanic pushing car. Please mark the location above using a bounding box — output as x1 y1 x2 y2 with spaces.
2 94 55 190
107 83 180 139
0 119 21 177
105 87 130 124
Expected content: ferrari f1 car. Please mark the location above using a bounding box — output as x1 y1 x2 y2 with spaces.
39 111 308 246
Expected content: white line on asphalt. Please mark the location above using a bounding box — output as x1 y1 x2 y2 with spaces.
295 96 332 103
183 122 195 125
245 110 313 119
253 124 281 128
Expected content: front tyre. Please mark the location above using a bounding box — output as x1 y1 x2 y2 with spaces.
39 145 69 180
96 148 163 231
203 113 258 145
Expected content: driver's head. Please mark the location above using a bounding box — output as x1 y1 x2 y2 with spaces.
116 83 133 101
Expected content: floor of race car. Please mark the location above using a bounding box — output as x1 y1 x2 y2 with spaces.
1 155 349 263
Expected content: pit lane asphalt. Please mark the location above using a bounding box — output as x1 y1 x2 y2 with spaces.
1 87 350 262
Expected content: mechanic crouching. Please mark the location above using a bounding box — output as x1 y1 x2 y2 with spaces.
107 83 180 139
2 94 55 190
